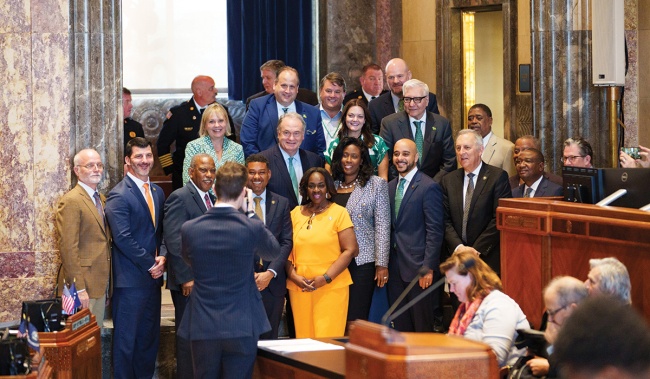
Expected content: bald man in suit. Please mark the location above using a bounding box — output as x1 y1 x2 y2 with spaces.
56 148 111 326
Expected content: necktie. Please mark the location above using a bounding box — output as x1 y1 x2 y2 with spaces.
254 197 264 222
462 173 475 243
371 96 376 100
287 157 299 199
395 178 406 218
524 187 533 198
143 183 155 226
204 193 212 209
414 120 424 164
282 107 289 114
93 192 105 228
398 99 404 112
199 107 204 114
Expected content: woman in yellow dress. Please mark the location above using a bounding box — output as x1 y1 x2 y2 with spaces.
286 167 359 338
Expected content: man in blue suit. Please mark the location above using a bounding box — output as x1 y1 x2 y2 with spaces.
387 139 445 332
512 148 563 198
245 154 293 339
178 162 280 378
241 66 326 157
105 137 166 379
162 153 216 379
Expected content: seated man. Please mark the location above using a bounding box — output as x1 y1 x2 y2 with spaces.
562 136 594 168
585 257 631 304
512 148 563 198
526 276 589 377
509 135 562 189
553 296 650 379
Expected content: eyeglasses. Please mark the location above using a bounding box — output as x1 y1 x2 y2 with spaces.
78 163 104 170
546 304 568 320
560 155 585 164
402 96 427 104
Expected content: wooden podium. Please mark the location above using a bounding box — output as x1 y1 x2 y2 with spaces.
346 321 499 379
497 198 650 328
38 309 101 379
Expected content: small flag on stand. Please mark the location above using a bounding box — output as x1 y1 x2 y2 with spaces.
18 313 40 352
62 284 75 315
70 280 82 310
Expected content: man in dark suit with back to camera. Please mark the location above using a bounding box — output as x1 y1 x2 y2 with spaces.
512 148 563 198
245 154 293 339
441 129 511 275
157 75 236 190
369 58 439 134
380 79 455 182
105 137 166 379
56 148 111 327
241 66 326 158
163 153 217 379
343 63 387 106
178 162 280 378
246 59 319 109
388 139 445 333
260 112 324 210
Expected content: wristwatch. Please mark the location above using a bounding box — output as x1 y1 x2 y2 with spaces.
323 273 332 284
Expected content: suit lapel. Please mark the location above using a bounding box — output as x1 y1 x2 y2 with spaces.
274 146 298 204
266 97 280 143
76 185 107 235
382 95 394 116
126 176 156 228
397 113 413 140
483 138 497 165
265 192 277 227
469 164 490 214
397 171 420 221
423 113 438 162
187 183 208 213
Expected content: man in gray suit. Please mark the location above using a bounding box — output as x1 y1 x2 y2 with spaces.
512 148 563 198
163 153 216 379
467 103 516 177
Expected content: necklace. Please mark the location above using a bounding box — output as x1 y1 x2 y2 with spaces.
339 178 358 189
305 202 329 230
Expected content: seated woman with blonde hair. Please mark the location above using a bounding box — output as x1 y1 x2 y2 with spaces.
440 251 529 367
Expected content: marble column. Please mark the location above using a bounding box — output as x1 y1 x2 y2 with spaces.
0 0 122 323
531 0 608 171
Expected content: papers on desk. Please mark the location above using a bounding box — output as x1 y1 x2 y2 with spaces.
258 338 344 353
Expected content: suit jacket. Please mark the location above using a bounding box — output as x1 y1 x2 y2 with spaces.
259 145 324 209
483 134 516 177
246 88 319 110
124 118 145 154
163 182 214 292
369 92 440 134
512 174 563 198
55 184 111 298
105 175 165 288
441 163 512 273
342 89 388 106
178 206 280 340
380 111 456 182
389 170 445 282
240 94 326 157
255 191 293 297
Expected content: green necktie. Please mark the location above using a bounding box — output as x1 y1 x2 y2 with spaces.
414 120 424 164
288 156 299 199
398 99 404 112
395 178 406 218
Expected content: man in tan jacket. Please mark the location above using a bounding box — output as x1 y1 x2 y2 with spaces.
56 148 111 326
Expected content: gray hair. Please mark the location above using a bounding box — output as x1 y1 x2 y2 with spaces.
457 129 483 148
545 276 589 308
277 112 306 134
589 257 631 304
402 79 429 95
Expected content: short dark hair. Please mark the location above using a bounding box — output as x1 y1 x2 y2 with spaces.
298 167 337 205
214 162 248 201
125 137 151 158
260 60 285 76
245 154 270 169
320 72 346 92
122 87 132 95
519 147 545 163
469 103 492 118
553 296 650 377
338 99 376 147
362 63 382 74
330 137 373 187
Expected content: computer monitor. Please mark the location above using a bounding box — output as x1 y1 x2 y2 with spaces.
562 166 603 204
599 168 650 208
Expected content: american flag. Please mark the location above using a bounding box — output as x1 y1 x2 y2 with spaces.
62 284 75 315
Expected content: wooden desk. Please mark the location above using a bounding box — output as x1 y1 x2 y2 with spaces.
254 339 346 379
497 198 650 328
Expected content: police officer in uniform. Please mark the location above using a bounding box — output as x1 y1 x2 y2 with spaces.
123 87 145 154
157 75 236 190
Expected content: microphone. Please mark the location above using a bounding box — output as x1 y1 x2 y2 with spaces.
381 267 429 326
383 258 476 327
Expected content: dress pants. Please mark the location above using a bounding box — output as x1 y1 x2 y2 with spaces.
191 336 257 379
386 260 439 332
112 286 161 379
347 261 376 321
259 288 285 340
171 289 193 379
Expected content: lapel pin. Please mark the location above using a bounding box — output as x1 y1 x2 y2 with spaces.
483 176 487 181
192 116 196 120
272 200 276 204
432 127 436 131
190 106 195 111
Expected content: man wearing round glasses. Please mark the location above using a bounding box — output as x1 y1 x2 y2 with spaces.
562 137 594 168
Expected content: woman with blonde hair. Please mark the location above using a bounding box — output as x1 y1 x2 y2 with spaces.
182 103 244 185
440 251 529 367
